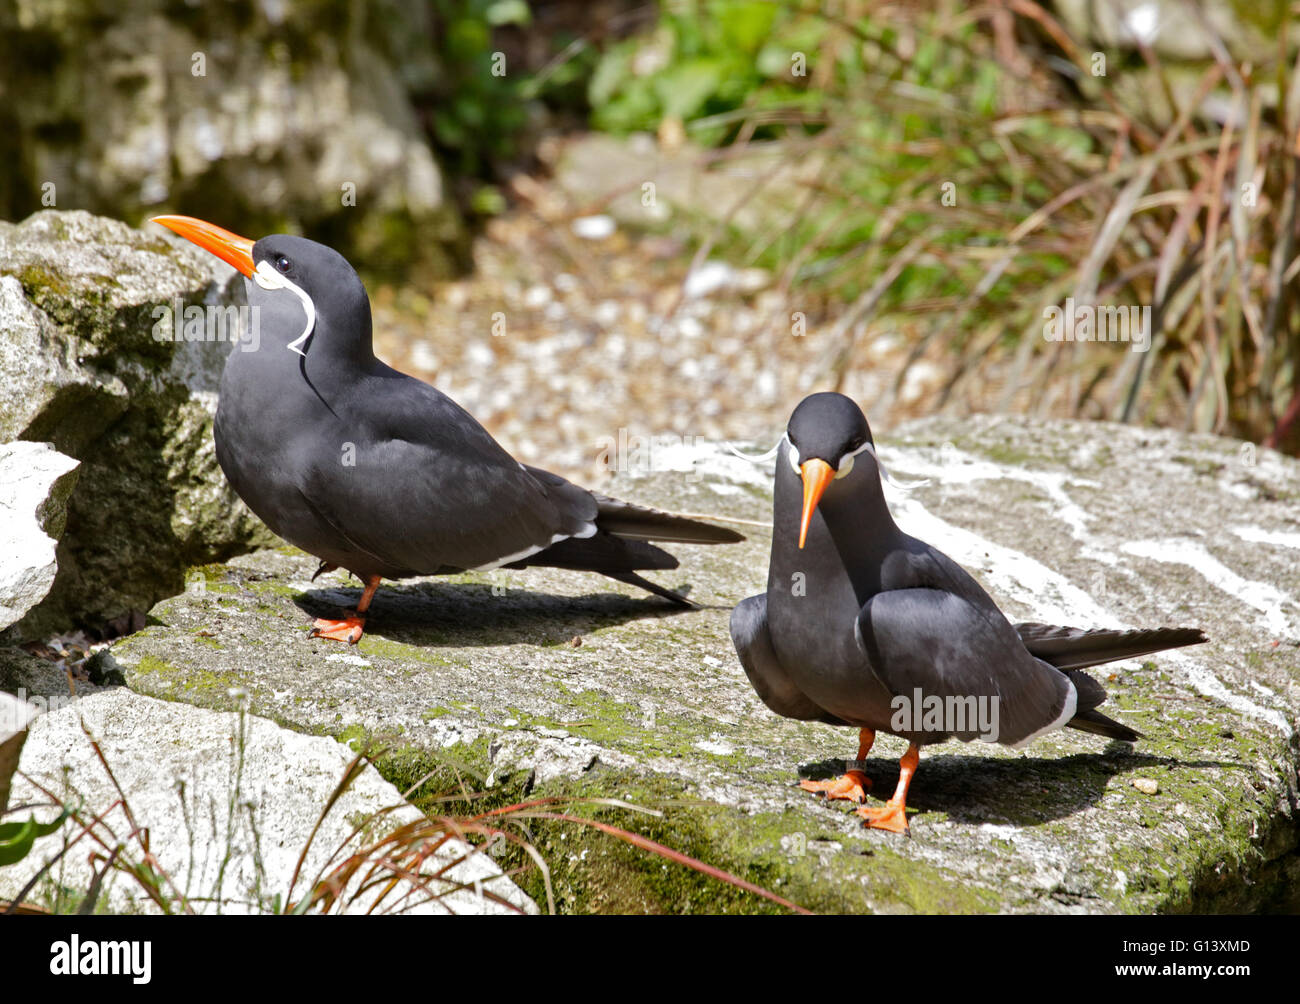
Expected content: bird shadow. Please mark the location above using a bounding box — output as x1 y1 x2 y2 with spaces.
292 579 703 648
798 746 1248 827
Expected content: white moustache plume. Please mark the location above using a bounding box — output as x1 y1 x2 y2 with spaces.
254 259 317 357
726 434 929 492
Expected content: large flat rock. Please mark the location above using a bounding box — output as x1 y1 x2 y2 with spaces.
71 416 1300 913
1 689 535 915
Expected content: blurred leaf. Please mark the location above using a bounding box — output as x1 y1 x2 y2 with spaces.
446 16 491 56
0 811 70 867
654 59 726 120
756 40 798 78
711 0 779 53
485 0 531 27
588 46 632 109
433 110 469 149
470 185 507 215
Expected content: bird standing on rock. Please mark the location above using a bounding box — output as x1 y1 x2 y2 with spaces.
730 392 1206 834
151 215 743 643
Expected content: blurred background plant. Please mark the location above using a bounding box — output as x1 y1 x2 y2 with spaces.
1 0 1295 451
563 0 1300 451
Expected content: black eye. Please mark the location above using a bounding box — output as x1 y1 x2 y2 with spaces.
274 255 291 274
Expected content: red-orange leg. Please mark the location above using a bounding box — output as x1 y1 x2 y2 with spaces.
856 742 919 834
800 728 876 803
309 575 382 645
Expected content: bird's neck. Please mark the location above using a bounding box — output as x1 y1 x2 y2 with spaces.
308 310 377 370
767 462 902 602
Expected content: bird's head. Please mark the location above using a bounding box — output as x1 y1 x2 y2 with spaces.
785 391 876 549
150 215 369 359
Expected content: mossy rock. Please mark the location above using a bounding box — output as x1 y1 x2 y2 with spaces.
55 422 1300 914
0 211 276 639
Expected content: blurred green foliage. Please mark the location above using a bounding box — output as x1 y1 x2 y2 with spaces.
589 1 808 140
577 1 1299 444
401 0 1298 442
428 0 534 179
586 2 1053 306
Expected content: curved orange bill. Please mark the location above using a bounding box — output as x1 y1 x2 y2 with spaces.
798 458 835 549
150 215 256 277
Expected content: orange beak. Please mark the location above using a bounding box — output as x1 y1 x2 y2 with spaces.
798 458 835 549
150 215 256 278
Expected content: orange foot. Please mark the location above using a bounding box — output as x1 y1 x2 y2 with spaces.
799 769 872 803
855 800 909 834
308 616 365 644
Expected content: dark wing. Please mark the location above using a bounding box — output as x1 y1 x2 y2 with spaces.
298 378 596 574
1014 622 1207 671
856 588 1076 746
521 465 743 545
586 491 745 544
877 537 1152 743
730 594 848 724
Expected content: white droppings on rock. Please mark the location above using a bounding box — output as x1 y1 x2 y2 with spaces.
571 215 616 240
1232 526 1300 550
1120 538 1296 638
1162 651 1290 734
888 490 1120 629
325 653 371 668
882 442 1111 560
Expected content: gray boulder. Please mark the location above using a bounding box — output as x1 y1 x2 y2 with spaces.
1 689 536 915
0 0 464 275
57 416 1297 914
0 210 275 639
0 690 38 814
0 441 79 630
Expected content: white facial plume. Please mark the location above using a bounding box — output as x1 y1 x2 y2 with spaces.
254 259 317 356
727 433 929 492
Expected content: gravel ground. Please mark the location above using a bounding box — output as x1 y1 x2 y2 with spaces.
368 150 945 487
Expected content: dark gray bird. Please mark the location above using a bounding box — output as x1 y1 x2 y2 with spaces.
730 392 1205 833
151 215 743 643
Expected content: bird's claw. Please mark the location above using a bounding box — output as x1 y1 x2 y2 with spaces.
799 769 872 803
854 800 910 834
308 616 364 644
311 561 339 582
